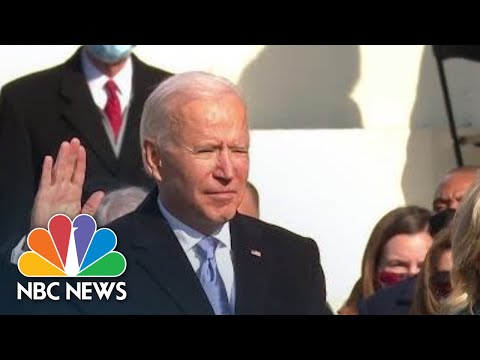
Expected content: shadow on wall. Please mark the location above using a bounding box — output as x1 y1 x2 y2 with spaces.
402 46 460 207
238 45 362 129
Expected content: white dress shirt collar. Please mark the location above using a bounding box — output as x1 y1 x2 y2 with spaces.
157 196 232 252
80 48 133 111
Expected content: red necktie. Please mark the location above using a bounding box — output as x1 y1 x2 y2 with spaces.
104 79 122 142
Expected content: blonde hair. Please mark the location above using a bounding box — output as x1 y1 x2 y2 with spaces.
410 229 451 315
94 186 148 226
442 181 480 314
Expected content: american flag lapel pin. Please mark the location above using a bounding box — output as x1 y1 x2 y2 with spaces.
250 249 262 258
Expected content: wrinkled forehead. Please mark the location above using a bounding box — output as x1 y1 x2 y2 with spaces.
166 84 246 113
436 172 477 198
171 94 249 136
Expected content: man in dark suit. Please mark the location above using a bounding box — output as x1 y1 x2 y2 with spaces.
0 45 171 247
7 71 331 315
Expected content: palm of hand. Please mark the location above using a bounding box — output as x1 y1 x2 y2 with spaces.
29 139 104 231
31 179 83 229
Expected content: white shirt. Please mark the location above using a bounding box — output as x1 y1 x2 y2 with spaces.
157 197 236 312
80 49 133 156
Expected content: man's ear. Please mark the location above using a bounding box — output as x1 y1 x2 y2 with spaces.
143 139 163 182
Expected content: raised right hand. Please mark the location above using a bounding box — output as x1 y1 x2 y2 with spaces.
30 138 104 231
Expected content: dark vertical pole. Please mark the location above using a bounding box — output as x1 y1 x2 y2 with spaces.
434 49 464 167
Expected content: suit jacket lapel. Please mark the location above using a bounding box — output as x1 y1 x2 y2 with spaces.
231 215 271 315
118 55 153 169
59 49 118 175
131 191 214 314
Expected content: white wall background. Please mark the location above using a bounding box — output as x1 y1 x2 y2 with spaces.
2 45 480 311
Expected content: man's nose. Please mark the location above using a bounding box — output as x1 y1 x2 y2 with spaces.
213 149 234 180
448 199 460 210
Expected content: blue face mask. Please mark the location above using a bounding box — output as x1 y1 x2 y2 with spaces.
85 45 136 64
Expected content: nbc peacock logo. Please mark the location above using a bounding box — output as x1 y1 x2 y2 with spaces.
18 214 126 277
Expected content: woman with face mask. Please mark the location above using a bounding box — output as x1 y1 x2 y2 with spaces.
410 228 452 315
338 206 432 315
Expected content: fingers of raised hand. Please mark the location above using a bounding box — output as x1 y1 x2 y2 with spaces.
82 191 105 217
52 138 81 184
73 145 87 186
39 155 54 188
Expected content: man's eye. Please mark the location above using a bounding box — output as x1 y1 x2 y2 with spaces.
230 147 249 153
196 148 215 153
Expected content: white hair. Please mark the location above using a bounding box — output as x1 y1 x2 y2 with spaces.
139 71 246 154
94 186 149 226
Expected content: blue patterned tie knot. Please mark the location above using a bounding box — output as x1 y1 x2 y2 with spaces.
197 237 217 260
196 237 231 315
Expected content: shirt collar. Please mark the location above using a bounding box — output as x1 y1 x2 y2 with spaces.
80 47 133 97
157 195 231 252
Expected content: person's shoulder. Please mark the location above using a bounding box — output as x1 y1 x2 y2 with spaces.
359 277 416 315
104 209 142 232
100 210 146 254
103 191 161 233
1 59 68 97
234 214 318 252
132 54 173 80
